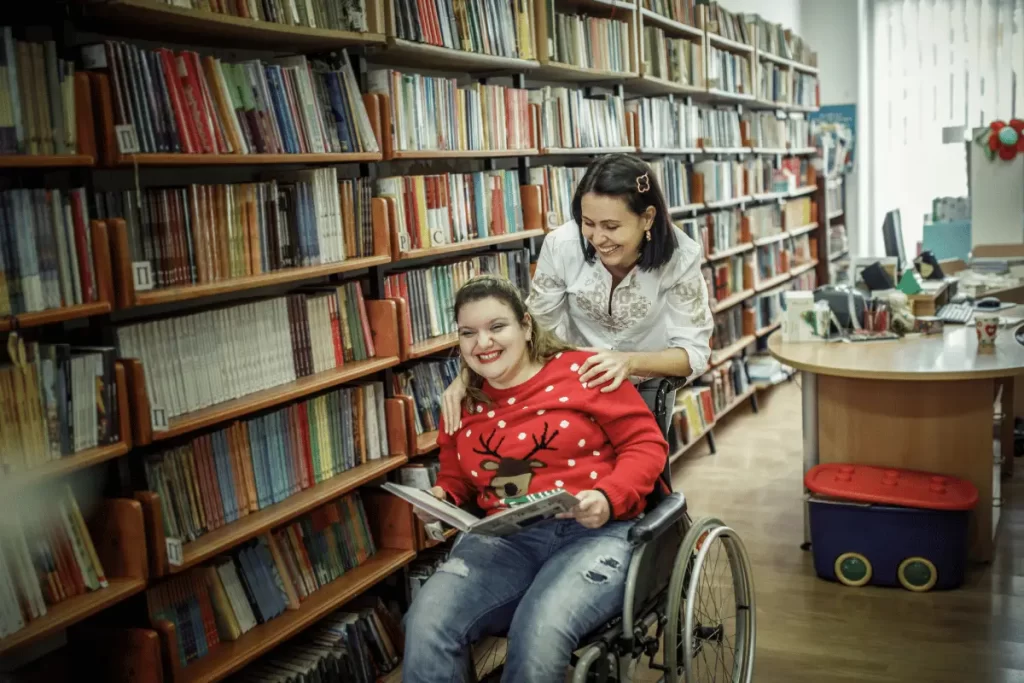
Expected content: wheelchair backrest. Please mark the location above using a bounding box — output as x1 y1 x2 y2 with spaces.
634 377 678 509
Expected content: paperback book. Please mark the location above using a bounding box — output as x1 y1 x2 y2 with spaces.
382 483 579 537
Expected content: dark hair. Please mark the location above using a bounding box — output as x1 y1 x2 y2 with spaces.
570 153 677 271
454 275 574 408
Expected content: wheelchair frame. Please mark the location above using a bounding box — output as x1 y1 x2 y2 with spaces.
462 377 757 683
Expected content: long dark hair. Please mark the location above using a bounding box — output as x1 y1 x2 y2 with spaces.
571 153 676 271
454 275 574 409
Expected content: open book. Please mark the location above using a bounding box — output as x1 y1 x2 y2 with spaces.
382 483 580 537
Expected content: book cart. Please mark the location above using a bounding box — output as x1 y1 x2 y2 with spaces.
0 0 826 679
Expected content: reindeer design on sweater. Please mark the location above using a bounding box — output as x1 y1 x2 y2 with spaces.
473 422 560 498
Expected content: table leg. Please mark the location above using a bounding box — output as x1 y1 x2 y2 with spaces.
801 371 818 550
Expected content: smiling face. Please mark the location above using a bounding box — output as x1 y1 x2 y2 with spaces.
579 192 654 274
457 296 537 390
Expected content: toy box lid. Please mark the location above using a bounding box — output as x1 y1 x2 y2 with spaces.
805 463 978 511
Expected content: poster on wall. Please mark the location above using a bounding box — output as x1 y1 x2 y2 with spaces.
809 104 856 175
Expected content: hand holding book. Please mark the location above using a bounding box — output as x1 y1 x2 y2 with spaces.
555 490 611 529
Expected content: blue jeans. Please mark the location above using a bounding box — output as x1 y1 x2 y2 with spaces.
402 518 634 683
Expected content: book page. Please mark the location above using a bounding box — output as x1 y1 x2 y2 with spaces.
381 482 480 531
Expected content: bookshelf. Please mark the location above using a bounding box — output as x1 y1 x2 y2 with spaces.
0 0 829 676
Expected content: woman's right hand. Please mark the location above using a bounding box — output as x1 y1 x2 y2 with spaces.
441 373 468 435
414 486 449 524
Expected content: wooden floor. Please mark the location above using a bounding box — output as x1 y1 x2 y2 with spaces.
651 379 1024 683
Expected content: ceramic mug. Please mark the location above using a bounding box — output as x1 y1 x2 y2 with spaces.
975 313 1000 348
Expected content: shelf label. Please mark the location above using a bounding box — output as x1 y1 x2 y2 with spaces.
151 405 169 432
546 211 559 229
115 124 141 155
132 261 154 292
165 537 184 567
398 231 411 252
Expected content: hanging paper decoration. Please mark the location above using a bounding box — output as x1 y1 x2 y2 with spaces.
976 119 1024 161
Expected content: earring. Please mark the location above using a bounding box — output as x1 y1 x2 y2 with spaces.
645 230 652 242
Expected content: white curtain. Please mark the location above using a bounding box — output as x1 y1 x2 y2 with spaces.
867 0 1024 257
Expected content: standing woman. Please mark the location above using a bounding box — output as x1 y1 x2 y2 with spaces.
442 153 714 433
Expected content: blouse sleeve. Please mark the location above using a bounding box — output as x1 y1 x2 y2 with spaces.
664 260 714 381
525 232 571 340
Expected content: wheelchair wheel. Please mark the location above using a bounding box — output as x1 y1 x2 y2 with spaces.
665 518 756 683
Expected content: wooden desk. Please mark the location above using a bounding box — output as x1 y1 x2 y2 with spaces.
768 316 1024 562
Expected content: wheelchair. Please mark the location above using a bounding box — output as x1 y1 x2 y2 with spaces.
462 377 757 683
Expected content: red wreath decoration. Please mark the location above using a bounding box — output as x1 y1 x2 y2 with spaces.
987 119 1024 160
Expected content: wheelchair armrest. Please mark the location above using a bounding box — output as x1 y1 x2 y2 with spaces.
628 492 687 545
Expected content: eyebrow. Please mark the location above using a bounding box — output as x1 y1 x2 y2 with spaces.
459 317 511 330
581 216 621 224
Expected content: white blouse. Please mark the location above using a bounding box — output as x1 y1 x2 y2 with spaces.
526 220 714 382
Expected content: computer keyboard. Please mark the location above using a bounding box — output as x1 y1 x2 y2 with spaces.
937 302 974 324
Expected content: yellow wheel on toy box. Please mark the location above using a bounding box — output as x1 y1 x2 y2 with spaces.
897 557 938 592
834 552 872 587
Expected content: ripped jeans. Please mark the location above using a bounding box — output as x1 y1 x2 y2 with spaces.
402 517 634 683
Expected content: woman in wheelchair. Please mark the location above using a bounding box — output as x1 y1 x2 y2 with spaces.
440 153 714 435
403 275 670 683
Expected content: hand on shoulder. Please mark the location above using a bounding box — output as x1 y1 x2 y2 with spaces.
573 348 634 393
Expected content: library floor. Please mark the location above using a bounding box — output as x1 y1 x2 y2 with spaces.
634 379 1024 683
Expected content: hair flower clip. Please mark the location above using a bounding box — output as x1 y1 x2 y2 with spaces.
636 172 651 193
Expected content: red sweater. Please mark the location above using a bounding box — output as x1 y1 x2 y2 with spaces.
435 350 668 521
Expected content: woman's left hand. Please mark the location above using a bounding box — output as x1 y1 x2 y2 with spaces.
577 350 634 392
557 490 611 529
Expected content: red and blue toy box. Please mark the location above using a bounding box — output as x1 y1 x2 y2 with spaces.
805 463 978 591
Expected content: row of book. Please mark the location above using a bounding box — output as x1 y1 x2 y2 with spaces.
702 253 747 305
391 0 533 61
97 41 377 155
394 358 461 436
747 204 783 241
114 286 376 426
755 241 787 282
1 339 119 475
94 172 377 292
628 97 700 151
793 72 818 108
383 248 531 347
548 12 631 73
747 112 811 150
758 63 790 104
147 492 376 667
534 87 628 150
749 12 818 66
748 287 786 332
644 0 700 27
704 2 751 45
707 47 751 97
156 0 372 33
0 187 98 317
703 357 750 410
0 486 108 638
367 70 534 153
694 159 748 204
711 302 745 352
790 231 815 266
784 196 815 229
527 164 586 228
377 170 525 253
652 158 693 209
225 598 404 682
142 380 389 545
670 384 714 450
0 30 79 156
641 26 703 88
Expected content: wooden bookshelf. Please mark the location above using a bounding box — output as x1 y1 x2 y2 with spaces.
0 362 132 495
712 288 754 314
705 242 754 262
139 454 409 577
153 490 417 683
0 498 148 656
755 271 792 292
108 198 393 310
718 386 757 421
109 152 383 166
82 0 387 51
788 222 819 238
156 548 415 683
120 297 399 445
368 38 541 72
0 155 94 168
393 229 545 263
417 431 440 455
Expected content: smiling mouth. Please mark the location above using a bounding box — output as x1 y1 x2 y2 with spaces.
476 350 503 364
596 245 619 256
